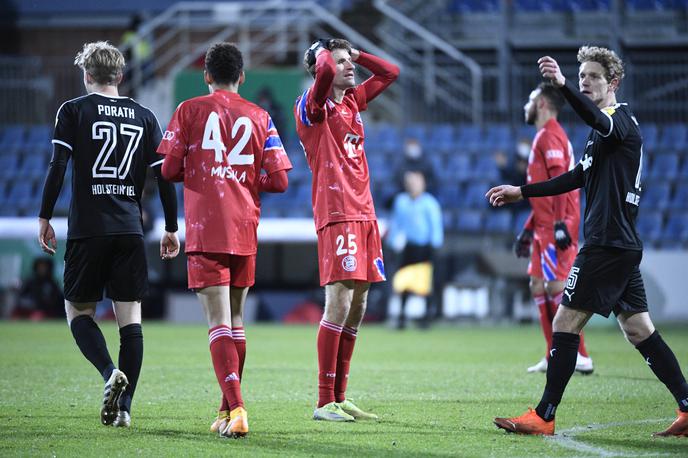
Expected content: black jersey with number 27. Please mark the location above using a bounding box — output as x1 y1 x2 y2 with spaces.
578 103 643 250
52 93 165 239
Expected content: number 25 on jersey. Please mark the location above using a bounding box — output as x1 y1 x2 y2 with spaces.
202 112 254 165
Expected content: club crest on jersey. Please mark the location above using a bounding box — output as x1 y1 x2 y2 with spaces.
342 255 357 272
162 130 175 141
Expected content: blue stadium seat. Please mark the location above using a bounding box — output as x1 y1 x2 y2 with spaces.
484 210 513 233
641 182 671 210
658 123 687 151
636 210 663 245
515 125 536 142
0 125 26 150
404 123 427 143
649 153 680 181
449 0 499 13
669 183 688 210
25 125 52 150
512 209 531 233
455 210 483 232
626 0 675 11
444 155 472 183
680 156 688 178
660 212 688 246
462 180 491 209
427 124 456 153
375 123 402 153
485 124 512 151
456 125 482 153
6 179 35 202
441 209 454 231
437 184 462 207
472 156 499 182
641 123 658 151
0 153 21 180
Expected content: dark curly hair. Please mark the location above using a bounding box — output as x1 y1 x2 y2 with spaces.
537 81 566 114
205 42 243 85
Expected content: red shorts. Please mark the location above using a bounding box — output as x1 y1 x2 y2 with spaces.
528 236 577 282
316 220 386 287
187 252 256 289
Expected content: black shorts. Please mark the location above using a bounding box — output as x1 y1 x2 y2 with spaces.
64 235 148 303
561 245 648 318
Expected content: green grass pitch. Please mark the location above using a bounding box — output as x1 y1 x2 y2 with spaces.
1 321 687 456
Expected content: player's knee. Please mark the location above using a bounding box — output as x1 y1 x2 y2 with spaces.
544 281 564 299
65 301 95 325
529 277 545 295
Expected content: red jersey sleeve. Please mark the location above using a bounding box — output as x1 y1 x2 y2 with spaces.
355 51 399 105
261 115 292 174
156 102 189 159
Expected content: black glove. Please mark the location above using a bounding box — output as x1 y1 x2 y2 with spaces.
513 228 533 258
304 38 331 69
554 221 572 250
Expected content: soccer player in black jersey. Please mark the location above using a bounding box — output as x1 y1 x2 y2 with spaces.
487 46 688 437
37 42 180 428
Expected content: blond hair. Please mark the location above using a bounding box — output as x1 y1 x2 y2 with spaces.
577 45 625 83
74 41 125 85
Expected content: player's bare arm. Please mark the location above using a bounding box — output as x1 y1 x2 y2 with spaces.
38 217 57 255
485 185 523 207
160 231 180 260
538 56 565 87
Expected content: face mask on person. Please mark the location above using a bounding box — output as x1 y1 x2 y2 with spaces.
404 142 422 159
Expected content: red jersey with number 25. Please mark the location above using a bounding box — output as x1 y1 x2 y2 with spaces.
157 90 292 255
295 85 373 230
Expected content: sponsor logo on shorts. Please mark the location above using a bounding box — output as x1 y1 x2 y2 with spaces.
342 255 357 272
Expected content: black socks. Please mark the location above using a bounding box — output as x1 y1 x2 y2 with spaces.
70 315 115 381
636 330 688 412
117 323 144 413
536 332 580 421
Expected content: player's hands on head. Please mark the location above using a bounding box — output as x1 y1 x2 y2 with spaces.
538 56 565 87
350 48 360 61
485 184 523 207
554 221 572 250
305 38 331 68
160 231 180 260
514 228 533 258
38 217 57 255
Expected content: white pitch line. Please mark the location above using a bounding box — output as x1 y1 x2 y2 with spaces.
547 418 674 457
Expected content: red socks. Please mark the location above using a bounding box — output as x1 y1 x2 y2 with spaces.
534 293 553 356
335 326 357 403
549 291 589 357
233 327 247 378
218 327 247 412
208 325 243 411
317 319 342 408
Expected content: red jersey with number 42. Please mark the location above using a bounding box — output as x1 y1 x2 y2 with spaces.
295 86 374 230
527 118 580 235
157 90 292 255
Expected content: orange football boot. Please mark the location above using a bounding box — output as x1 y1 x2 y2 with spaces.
220 406 249 438
494 408 555 436
653 410 688 437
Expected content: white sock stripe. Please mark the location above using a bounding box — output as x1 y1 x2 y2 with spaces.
209 330 233 341
534 296 547 305
319 320 343 333
208 333 232 345
342 326 358 336
208 327 233 343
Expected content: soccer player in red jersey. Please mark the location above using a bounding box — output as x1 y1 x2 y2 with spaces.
158 42 292 437
517 82 593 375
294 38 399 421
